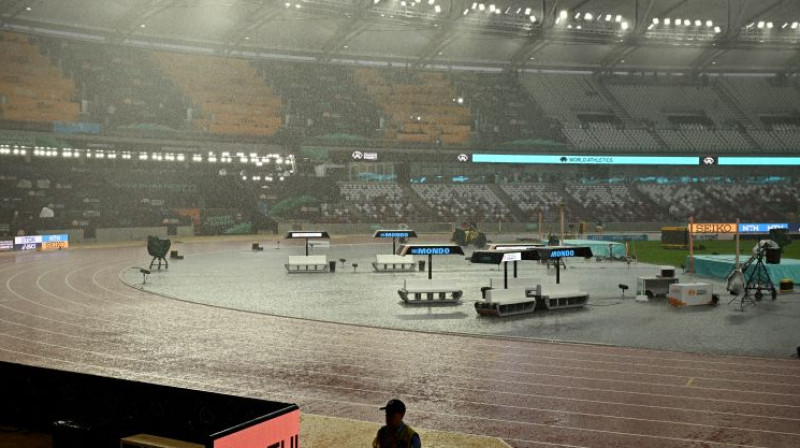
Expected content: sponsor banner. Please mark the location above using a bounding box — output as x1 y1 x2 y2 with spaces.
586 234 648 242
41 241 69 250
738 223 789 233
472 154 699 165
0 240 13 251
15 235 43 245
718 157 800 166
53 121 101 134
689 223 737 234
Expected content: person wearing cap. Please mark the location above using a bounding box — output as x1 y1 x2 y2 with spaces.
373 399 421 448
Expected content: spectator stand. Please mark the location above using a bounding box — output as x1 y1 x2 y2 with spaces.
284 231 332 273
372 229 417 272
396 244 465 304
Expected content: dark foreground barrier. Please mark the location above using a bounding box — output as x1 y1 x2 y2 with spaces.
0 361 299 448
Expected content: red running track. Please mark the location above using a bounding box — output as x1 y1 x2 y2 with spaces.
1 242 799 448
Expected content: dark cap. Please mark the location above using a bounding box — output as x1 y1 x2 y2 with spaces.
379 399 406 414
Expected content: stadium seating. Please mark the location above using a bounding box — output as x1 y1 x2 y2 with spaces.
256 61 379 138
42 40 188 130
153 52 283 137
338 183 417 222
0 32 81 124
519 73 612 127
354 68 472 145
411 184 511 221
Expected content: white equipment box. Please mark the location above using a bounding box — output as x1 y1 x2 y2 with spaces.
636 276 679 298
668 282 713 307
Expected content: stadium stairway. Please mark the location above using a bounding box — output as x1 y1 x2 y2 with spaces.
593 78 639 130
397 184 436 220
711 82 761 131
487 183 525 221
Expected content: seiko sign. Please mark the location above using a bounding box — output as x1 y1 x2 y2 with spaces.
689 223 737 234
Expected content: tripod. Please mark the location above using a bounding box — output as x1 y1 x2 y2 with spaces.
730 252 777 310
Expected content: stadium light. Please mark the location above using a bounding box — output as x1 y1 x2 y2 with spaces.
757 21 765 29
463 8 468 15
530 15 536 22
478 3 485 11
664 18 671 25
584 13 593 21
706 20 713 27
524 7 530 15
471 2 477 10
615 14 621 23
714 26 722 34
694 19 701 27
652 17 659 24
621 21 629 30
559 10 568 20
792 22 799 29
489 4 495 12
767 21 774 29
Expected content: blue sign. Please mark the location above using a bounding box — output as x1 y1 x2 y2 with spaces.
738 223 788 233
472 154 699 166
549 249 576 258
42 234 68 242
411 247 451 255
719 157 800 166
374 230 417 239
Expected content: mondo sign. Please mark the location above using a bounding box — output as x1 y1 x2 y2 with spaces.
411 247 451 255
689 223 737 234
549 249 576 258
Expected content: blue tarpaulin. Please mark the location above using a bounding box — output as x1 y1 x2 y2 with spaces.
688 255 800 282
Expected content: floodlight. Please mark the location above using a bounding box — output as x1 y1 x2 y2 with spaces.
530 15 536 22
400 1 406 5
284 2 290 7
478 3 485 11
567 24 572 29
664 18 671 25
792 22 798 29
434 5 440 13
757 21 764 29
524 7 531 15
615 14 622 23
295 4 300 8
782 22 788 29
767 22 773 29
574 12 580 20
621 21 629 30
576 25 581 29
427 0 434 4
652 18 659 24
559 10 567 20
706 20 713 27
585 13 593 20
694 20 701 26
714 26 721 33
494 9 500 14
471 2 477 10
675 18 681 26
489 4 495 12
462 8 468 15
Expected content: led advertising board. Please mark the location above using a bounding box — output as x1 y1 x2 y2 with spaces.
373 230 418 239
285 231 330 239
399 244 465 257
738 223 789 233
0 240 13 251
12 234 69 251
472 154 700 165
689 223 738 234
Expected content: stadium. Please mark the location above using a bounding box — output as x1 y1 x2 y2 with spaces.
1 0 800 447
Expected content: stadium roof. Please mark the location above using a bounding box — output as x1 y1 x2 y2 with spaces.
2 0 799 73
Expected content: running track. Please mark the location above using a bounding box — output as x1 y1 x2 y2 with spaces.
1 242 799 448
